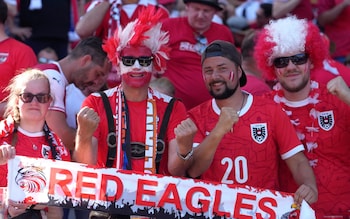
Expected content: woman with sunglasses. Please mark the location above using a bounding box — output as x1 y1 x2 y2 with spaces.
255 16 350 218
0 69 71 219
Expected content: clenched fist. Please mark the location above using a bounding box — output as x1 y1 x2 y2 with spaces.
216 107 240 134
77 106 100 137
175 118 197 155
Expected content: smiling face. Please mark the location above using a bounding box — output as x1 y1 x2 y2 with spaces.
273 51 311 93
119 45 153 88
202 56 241 99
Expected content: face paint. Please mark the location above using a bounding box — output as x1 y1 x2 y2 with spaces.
229 71 234 82
120 45 153 87
120 60 153 75
121 72 152 88
276 68 283 76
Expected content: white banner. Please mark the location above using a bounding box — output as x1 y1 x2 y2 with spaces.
7 156 315 218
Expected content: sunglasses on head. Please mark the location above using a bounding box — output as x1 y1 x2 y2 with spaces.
195 35 208 54
38 57 54 64
18 93 51 103
121 56 153 67
196 35 208 45
273 53 309 68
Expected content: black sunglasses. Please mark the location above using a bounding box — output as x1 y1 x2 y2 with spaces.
121 56 153 67
18 93 51 103
273 53 309 68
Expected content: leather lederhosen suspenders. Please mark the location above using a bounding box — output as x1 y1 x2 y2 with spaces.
98 91 176 172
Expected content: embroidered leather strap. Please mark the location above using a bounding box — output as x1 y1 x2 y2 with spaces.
99 91 117 168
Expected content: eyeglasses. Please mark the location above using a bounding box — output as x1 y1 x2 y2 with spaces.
121 56 153 67
273 53 309 68
18 93 51 103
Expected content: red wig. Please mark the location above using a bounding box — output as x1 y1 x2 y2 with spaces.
254 16 327 81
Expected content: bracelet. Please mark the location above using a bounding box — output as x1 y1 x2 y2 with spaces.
27 204 36 210
177 148 193 161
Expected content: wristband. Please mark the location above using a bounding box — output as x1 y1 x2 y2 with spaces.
177 148 193 161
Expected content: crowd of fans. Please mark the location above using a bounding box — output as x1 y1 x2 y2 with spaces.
0 0 350 219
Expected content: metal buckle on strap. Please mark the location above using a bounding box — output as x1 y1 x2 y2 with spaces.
156 139 165 154
156 139 165 162
107 132 117 148
129 141 165 160
130 142 145 159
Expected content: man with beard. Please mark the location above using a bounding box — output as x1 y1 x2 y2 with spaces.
74 7 196 219
186 40 318 208
35 36 111 151
254 16 350 218
161 0 234 110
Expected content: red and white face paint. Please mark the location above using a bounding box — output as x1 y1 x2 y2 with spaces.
120 45 153 88
229 71 235 82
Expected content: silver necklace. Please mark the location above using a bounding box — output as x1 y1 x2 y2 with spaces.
237 93 246 116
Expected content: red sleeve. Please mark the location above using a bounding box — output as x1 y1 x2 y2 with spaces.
14 45 38 74
165 100 187 141
187 101 211 144
149 4 170 20
84 1 110 40
317 0 335 15
271 102 304 159
82 93 105 139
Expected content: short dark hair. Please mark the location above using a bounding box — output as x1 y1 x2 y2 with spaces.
241 31 257 59
0 0 8 24
70 36 107 67
202 40 247 86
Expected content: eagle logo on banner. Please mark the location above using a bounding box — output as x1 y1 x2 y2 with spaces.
318 110 334 131
250 123 267 144
15 166 47 193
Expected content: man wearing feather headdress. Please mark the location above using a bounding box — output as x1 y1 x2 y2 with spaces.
74 7 197 218
74 6 196 185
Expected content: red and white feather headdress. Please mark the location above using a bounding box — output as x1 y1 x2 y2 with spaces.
102 7 171 74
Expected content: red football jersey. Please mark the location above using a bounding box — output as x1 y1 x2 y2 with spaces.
271 82 350 217
188 94 304 190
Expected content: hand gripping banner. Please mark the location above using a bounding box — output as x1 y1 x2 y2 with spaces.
7 156 315 218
